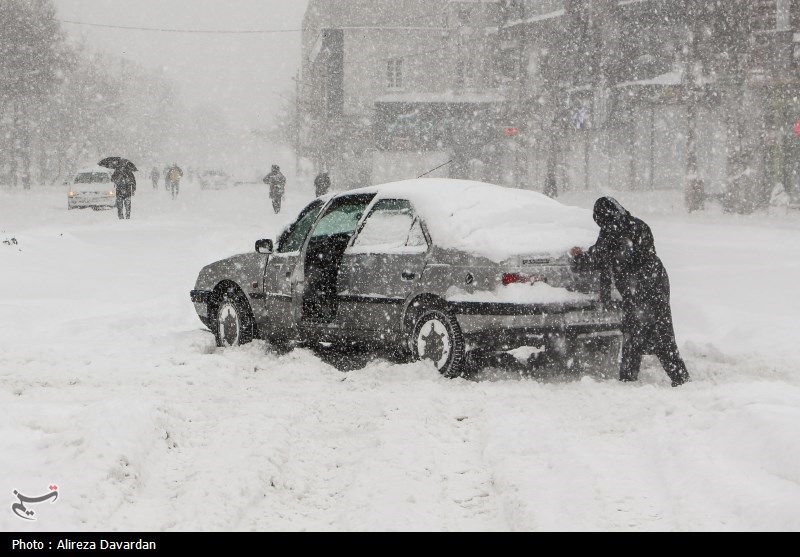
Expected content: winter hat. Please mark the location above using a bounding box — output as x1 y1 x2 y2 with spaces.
593 197 628 228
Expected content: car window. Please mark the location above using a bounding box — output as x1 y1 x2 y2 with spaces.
74 173 110 184
278 200 325 253
310 195 374 240
351 199 428 254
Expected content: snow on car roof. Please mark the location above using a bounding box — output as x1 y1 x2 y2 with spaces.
75 166 113 175
348 179 598 262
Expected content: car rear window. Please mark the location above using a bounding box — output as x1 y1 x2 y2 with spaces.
75 173 110 184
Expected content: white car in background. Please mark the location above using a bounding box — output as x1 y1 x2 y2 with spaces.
67 167 116 210
199 170 233 190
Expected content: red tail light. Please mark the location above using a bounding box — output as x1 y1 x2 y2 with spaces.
502 273 546 286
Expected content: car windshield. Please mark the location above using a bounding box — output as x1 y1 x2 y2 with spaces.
74 173 110 184
279 200 326 253
311 195 375 240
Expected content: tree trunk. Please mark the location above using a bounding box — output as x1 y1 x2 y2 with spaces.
685 101 704 211
684 27 704 212
10 101 19 188
20 103 31 190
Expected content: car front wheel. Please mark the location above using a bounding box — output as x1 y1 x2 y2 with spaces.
213 292 255 348
411 308 466 378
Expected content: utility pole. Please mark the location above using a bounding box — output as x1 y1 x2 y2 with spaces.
294 70 301 179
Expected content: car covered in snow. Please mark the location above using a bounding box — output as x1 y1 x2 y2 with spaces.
199 170 233 190
67 166 116 210
190 179 623 378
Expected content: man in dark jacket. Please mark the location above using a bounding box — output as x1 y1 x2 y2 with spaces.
314 172 331 198
263 165 286 214
112 167 136 220
570 197 690 387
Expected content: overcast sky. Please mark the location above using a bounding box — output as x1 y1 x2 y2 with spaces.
54 0 309 130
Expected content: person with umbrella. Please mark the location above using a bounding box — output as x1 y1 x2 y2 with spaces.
99 158 138 220
569 197 690 387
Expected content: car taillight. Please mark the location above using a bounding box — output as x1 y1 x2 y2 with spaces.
502 273 546 286
68 191 75 197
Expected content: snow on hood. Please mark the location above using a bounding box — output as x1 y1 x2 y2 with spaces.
351 179 598 263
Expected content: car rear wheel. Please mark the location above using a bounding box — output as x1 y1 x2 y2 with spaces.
411 308 466 378
213 292 255 348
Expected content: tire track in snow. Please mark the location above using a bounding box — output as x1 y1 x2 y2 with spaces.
240 360 510 531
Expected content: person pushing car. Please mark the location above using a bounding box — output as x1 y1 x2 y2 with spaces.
569 197 690 387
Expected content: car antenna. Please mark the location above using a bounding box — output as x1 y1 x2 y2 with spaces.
417 160 453 179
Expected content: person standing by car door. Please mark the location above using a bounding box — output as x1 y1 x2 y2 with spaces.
112 166 136 220
166 163 183 200
569 197 690 387
264 165 286 214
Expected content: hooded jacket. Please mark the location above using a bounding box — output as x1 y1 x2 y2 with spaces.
577 197 668 335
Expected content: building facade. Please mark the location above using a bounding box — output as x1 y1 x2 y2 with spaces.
300 0 506 188
496 0 800 211
299 0 800 211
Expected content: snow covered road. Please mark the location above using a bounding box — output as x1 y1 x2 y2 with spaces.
2 181 799 531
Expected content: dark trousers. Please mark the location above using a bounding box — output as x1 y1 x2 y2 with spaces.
620 333 689 386
169 181 179 199
272 197 282 214
116 195 131 219
619 273 689 386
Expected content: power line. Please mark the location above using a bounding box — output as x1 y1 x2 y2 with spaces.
58 19 303 34
58 12 445 36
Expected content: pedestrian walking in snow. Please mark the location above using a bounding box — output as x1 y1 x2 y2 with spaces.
314 171 331 197
112 166 136 220
570 197 690 387
150 166 160 190
264 165 286 214
166 163 183 200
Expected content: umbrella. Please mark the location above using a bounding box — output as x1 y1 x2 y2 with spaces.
98 157 138 173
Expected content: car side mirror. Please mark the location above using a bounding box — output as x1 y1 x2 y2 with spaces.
255 239 274 255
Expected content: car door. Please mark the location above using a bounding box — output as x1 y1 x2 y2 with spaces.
337 199 429 338
262 200 326 332
300 194 376 327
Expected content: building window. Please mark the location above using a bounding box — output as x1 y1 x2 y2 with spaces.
456 56 477 89
387 58 404 90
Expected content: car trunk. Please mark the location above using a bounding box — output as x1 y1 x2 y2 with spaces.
500 252 602 300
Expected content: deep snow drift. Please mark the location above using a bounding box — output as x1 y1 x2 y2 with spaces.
1 177 800 531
